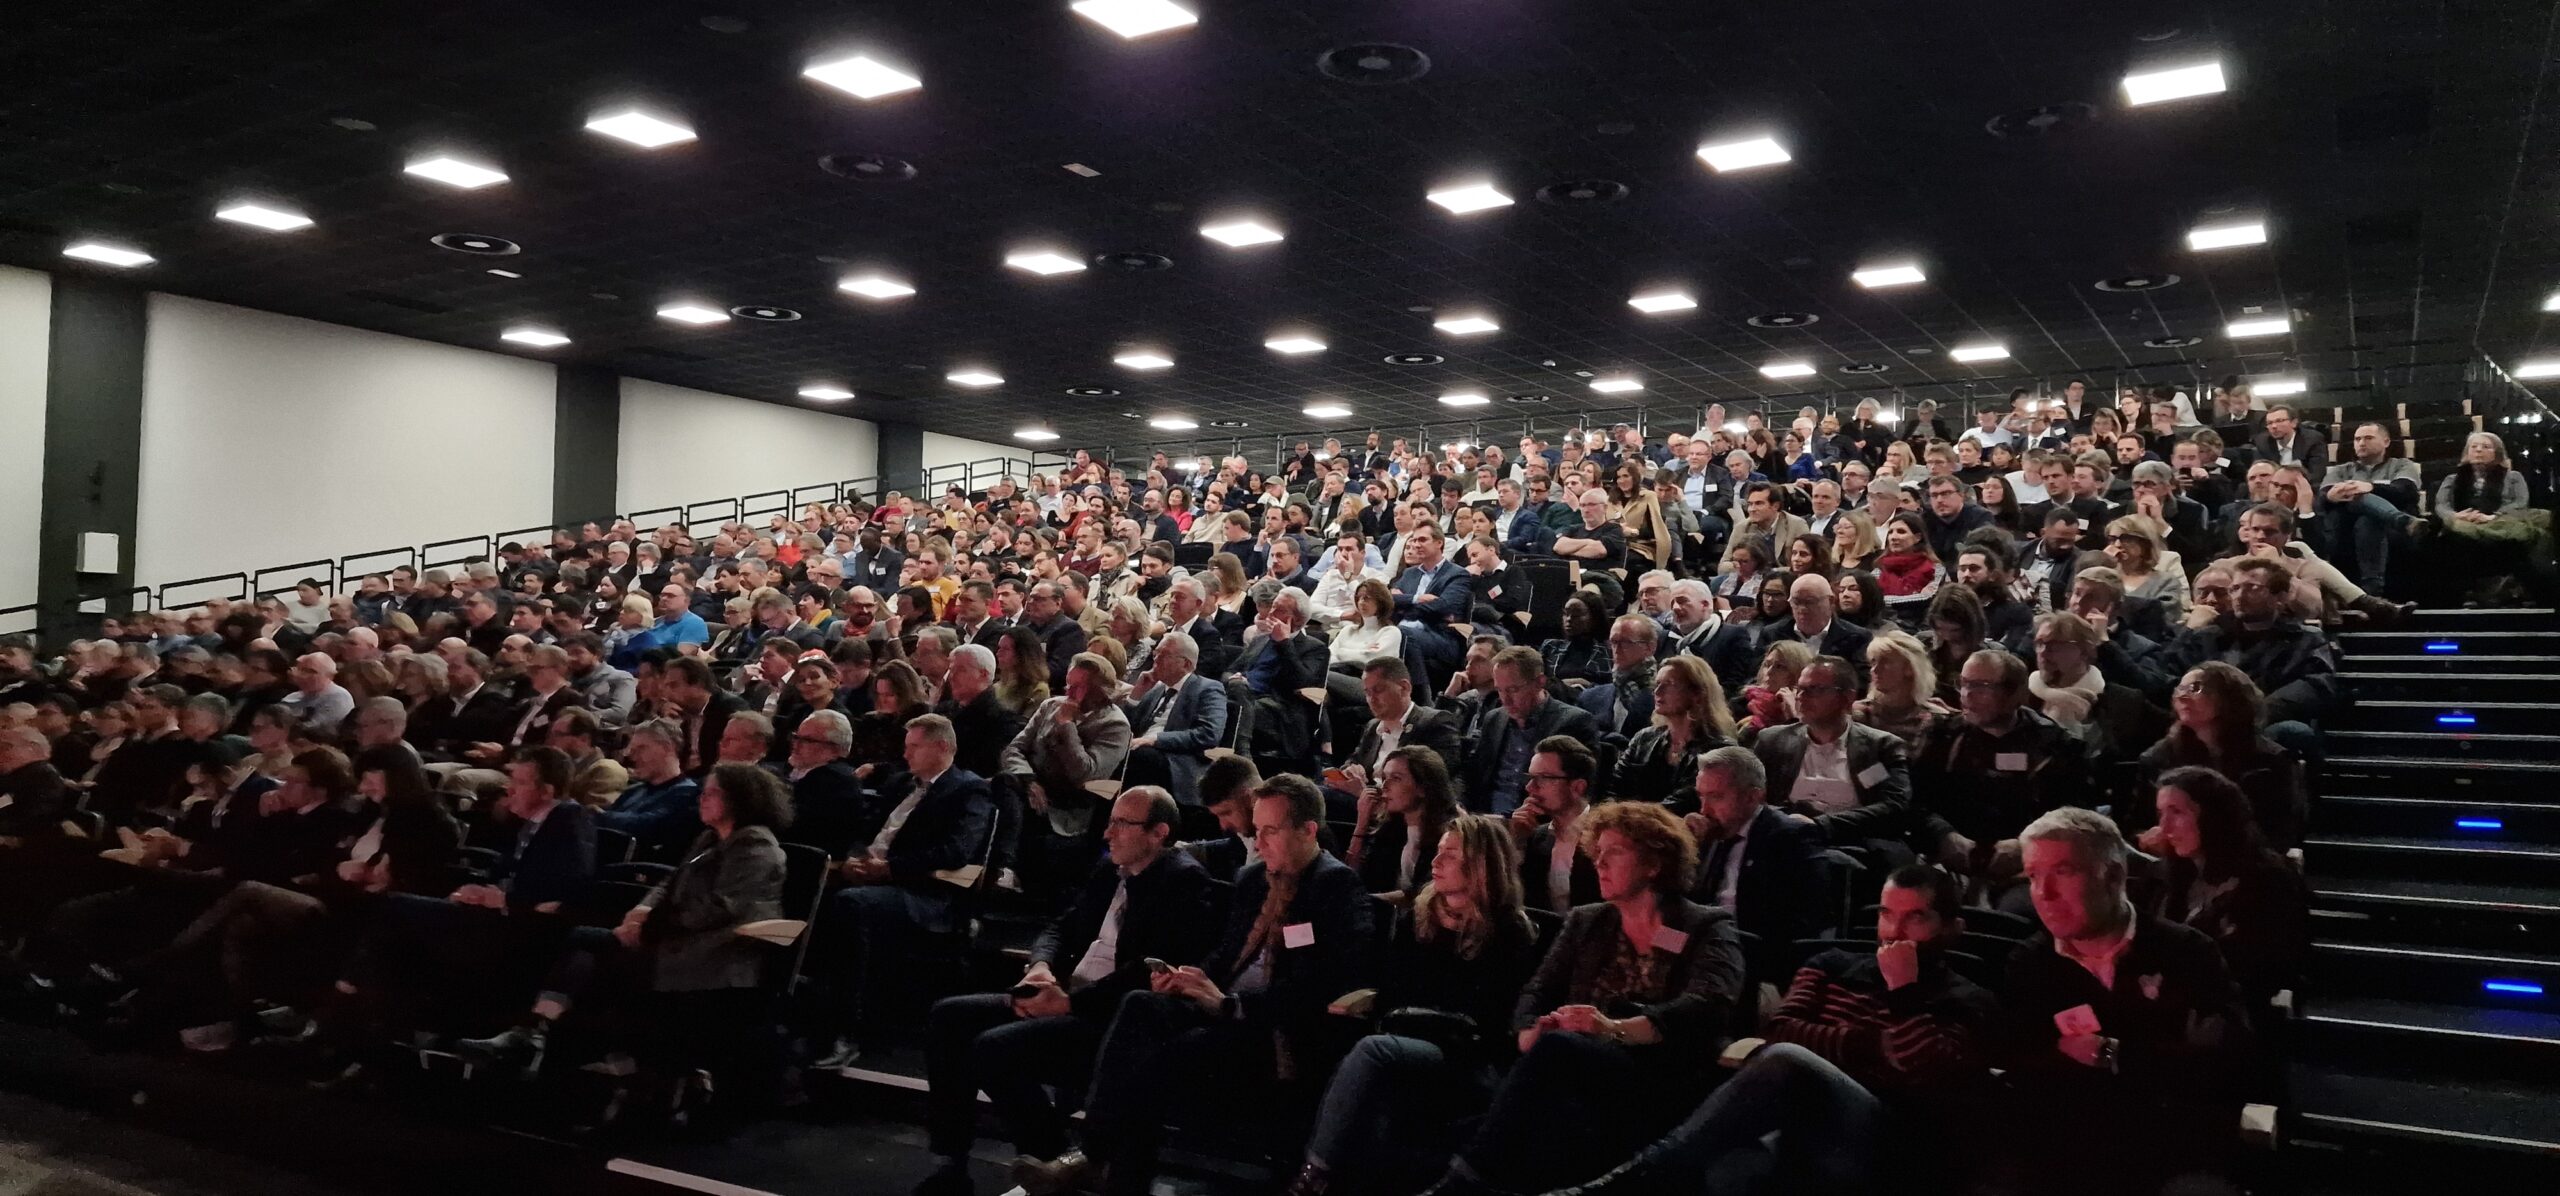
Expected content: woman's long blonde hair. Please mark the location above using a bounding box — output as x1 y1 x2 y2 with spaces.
1412 813 1530 960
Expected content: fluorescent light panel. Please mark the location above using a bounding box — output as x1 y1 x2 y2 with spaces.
500 327 569 347
838 275 915 300
62 242 153 268
947 369 1004 387
1114 351 1174 370
2515 360 2560 379
2226 316 2290 338
1760 361 1816 379
1695 136 1790 172
1437 392 1490 407
1628 291 1697 314
215 203 312 232
2252 377 2307 396
2123 61 2226 106
1434 314 1499 335
2187 221 2266 251
655 303 728 325
1016 426 1060 441
1590 377 1643 394
1148 416 1198 430
1853 263 1926 288
797 384 855 401
585 110 696 148
2542 290 2560 313
1950 343 2009 362
1199 219 1283 247
1303 403 1352 418
1265 336 1326 354
1071 0 1198 39
1426 182 1513 214
403 156 507 189
802 54 921 99
1005 250 1086 275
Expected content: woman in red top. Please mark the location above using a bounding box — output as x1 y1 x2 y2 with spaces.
1873 512 1941 631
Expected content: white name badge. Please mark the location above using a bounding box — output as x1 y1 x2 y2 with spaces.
1856 763 1890 788
1651 926 1691 954
1995 752 2030 772
1282 922 1316 949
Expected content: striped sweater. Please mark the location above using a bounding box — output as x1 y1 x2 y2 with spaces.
1763 948 1999 1093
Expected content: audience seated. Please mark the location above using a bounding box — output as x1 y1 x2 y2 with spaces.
1755 657 1919 863
1507 736 1602 916
1345 745 1461 903
1575 614 1663 739
1681 745 1830 951
1608 655 1735 802
2143 767 2310 1015
1118 632 1229 808
1912 650 2095 908
1459 647 1599 815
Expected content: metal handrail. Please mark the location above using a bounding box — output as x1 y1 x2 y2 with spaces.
494 525 558 552
251 559 338 600
419 534 491 574
155 572 249 611
740 490 791 522
338 545 418 583
0 603 33 636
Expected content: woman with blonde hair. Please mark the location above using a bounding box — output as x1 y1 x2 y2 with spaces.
1829 510 1882 572
1616 461 1676 577
2103 514 2188 615
1739 639 1817 738
1853 629 1949 746
1611 655 1735 801
601 594 653 658
1207 552 1252 619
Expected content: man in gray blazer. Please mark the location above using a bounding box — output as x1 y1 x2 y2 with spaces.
1749 657 1918 863
1121 632 1231 808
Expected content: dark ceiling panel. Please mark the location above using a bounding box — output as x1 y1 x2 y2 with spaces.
4 0 2557 454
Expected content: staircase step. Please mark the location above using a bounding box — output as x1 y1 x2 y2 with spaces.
2339 672 2560 702
2317 795 2560 839
2290 1065 2560 1157
2338 655 2560 675
2310 940 2560 1007
2391 608 2558 633
2306 994 2560 1047
2311 875 2560 918
2338 630 2560 656
2324 730 2560 761
2332 700 2560 734
2309 834 2560 889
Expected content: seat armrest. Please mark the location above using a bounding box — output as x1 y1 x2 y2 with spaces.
1328 988 1379 1018
2269 989 2295 1019
735 918 807 946
1719 1036 1767 1070
2240 1103 2278 1150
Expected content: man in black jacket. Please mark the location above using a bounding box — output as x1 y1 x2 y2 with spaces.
1751 659 1918 863
1225 589 1332 771
1913 651 2095 904
780 709 867 858
1995 807 2250 1195
1330 657 1464 824
1019 775 1370 1196
0 725 69 846
916 788 1220 1196
659 655 744 777
1461 647 1599 816
1660 579 1756 698
1763 575 1875 688
1684 746 1829 958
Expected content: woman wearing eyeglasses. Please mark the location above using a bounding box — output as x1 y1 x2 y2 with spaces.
2102 515 2188 618
2133 662 2306 849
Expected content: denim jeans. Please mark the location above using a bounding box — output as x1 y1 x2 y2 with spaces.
2324 492 2410 591
1560 1043 1884 1196
1304 1033 1495 1187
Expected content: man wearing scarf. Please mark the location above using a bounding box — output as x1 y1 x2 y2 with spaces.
1016 775 1372 1196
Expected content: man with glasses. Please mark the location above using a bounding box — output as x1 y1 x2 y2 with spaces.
2107 461 2213 567
1459 648 1598 815
2130 557 2337 738
1766 574 1874 686
1577 614 1665 739
1507 735 1599 915
1912 650 2095 904
1753 658 1918 864
914 787 1219 1196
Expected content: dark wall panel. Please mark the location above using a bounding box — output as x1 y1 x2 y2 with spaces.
36 276 146 644
553 365 620 526
876 420 923 503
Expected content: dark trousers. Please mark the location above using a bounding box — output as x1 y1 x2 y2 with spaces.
924 993 1102 1160
1566 1044 1883 1196
1452 1031 1715 1193
341 893 576 1032
2324 492 2413 591
815 882 958 1049
1304 1033 1496 1192
1082 990 1281 1196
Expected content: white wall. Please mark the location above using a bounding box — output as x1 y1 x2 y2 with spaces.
921 431 1030 490
616 380 878 515
0 268 48 612
136 295 557 587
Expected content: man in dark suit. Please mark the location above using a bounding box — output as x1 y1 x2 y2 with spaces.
1328 656 1465 825
847 524 905 595
915 787 1220 1194
815 713 995 1066
1576 613 1663 740
1023 775 1371 1196
1021 581 1092 690
944 580 1008 650
0 725 70 846
779 708 868 858
1159 577 1241 678
1685 745 1830 954
1461 647 1600 815
1389 523 1475 671
1762 575 1875 687
1512 735 1601 915
658 655 743 777
1120 632 1231 807
2249 403 2326 474
1224 589 1332 771
1659 579 1757 699
1751 659 1919 863
938 644 1027 783
413 649 523 764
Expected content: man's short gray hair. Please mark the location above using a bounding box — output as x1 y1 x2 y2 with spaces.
1612 613 1662 646
1669 578 1712 604
908 713 957 747
2130 460 2174 486
1267 587 1308 624
1170 576 1206 602
360 696 407 725
1157 631 1199 666
727 711 774 744
627 719 686 755
802 708 854 751
1637 569 1675 592
913 625 958 654
949 643 995 676
1697 745 1766 795
2020 806 2129 877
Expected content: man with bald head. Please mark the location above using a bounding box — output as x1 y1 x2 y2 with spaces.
282 652 354 733
1765 573 1873 685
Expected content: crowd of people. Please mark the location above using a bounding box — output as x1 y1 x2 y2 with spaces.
0 376 2541 1196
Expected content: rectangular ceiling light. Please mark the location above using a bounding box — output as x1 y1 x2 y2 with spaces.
1590 377 1643 393
1434 314 1499 335
1303 402 1352 418
1015 425 1060 441
1760 361 1816 379
1114 351 1175 370
2226 316 2290 338
2543 290 2560 313
803 54 922 100
838 274 915 300
585 110 696 148
655 303 729 325
62 241 153 268
2187 221 2266 251
1628 290 1697 314
1853 263 1926 288
1437 392 1490 407
403 156 507 189
947 369 1004 387
1426 182 1513 214
500 327 570 347
1199 219 1283 247
1148 416 1198 430
2253 377 2307 396
1265 335 1327 354
2514 360 2560 379
215 203 313 232
1071 0 1198 39
1950 342 2010 362
2123 61 2226 106
1695 136 1791 172
487 268 522 279
797 384 855 401
1005 250 1086 275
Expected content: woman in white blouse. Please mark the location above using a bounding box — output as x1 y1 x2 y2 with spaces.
1328 577 1405 667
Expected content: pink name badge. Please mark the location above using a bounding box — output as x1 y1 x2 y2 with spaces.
1283 922 1316 949
2053 1003 2103 1037
1651 926 1690 954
